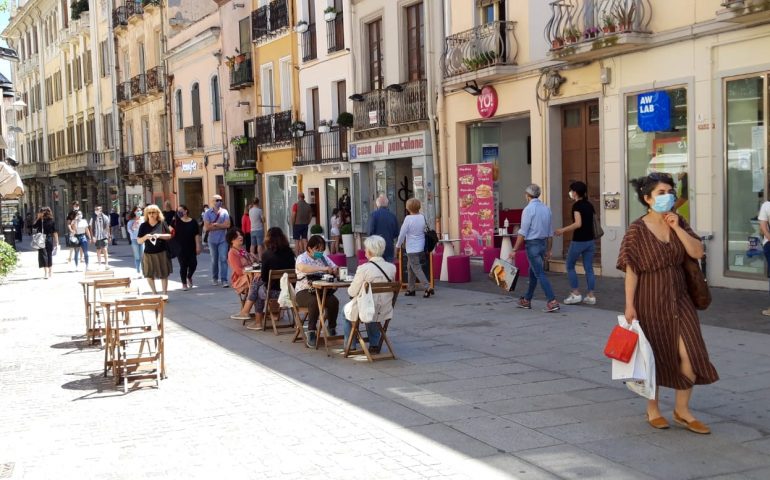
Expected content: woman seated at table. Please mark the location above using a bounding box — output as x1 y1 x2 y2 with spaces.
226 229 259 318
343 235 397 354
295 235 339 348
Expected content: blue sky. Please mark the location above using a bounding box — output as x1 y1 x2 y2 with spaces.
0 10 12 82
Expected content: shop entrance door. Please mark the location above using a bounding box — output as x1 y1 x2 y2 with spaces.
561 100 601 260
179 179 204 222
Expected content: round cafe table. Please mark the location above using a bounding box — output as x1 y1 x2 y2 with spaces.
438 239 460 282
496 233 518 261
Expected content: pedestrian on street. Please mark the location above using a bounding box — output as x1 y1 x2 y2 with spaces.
396 198 433 298
249 198 265 259
554 181 597 305
89 205 112 270
66 201 80 264
200 204 209 246
25 211 33 236
618 173 718 434
203 194 231 287
241 202 252 252
162 200 176 226
338 187 351 213
368 194 399 263
295 235 339 348
174 204 201 291
70 210 92 271
758 198 770 316
13 213 23 241
32 207 58 279
127 208 144 277
136 204 173 296
110 208 121 245
511 184 559 313
290 192 312 255
329 208 341 254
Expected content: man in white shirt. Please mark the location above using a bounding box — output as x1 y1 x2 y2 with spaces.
757 200 770 316
248 197 265 259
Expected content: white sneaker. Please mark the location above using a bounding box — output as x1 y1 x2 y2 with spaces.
582 296 597 305
222 282 229 288
230 313 251 321
212 279 220 286
564 293 583 305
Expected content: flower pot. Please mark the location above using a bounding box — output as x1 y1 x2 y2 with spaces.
318 126 330 133
566 36 578 44
602 26 616 34
341 234 355 257
235 54 246 64
551 39 564 49
293 130 305 138
324 12 337 21
295 23 308 33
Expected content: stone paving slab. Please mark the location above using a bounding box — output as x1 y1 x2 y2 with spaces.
2 243 770 479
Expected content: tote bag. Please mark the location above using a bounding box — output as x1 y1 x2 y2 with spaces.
31 224 46 250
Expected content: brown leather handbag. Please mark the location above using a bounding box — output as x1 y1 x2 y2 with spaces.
683 256 711 310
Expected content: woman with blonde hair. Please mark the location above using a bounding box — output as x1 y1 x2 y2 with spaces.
396 198 433 297
136 204 173 295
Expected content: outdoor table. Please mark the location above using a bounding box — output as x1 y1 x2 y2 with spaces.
311 279 351 355
78 277 132 343
438 239 460 282
496 233 518 261
243 267 261 285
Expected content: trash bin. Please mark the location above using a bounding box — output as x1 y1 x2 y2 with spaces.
2 227 16 250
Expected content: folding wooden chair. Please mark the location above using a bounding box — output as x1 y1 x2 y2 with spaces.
286 278 310 343
108 297 165 393
260 269 303 336
85 270 115 279
91 277 133 345
80 270 117 343
343 282 401 362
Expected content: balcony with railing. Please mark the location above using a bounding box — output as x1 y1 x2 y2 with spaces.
326 11 344 53
255 111 293 146
120 155 131 176
17 161 50 179
112 6 128 29
126 0 144 21
717 0 770 23
146 66 165 93
388 80 427 126
117 81 131 104
251 0 289 43
229 58 254 90
130 73 147 100
294 127 349 166
301 23 317 62
545 0 653 62
49 152 98 176
352 90 387 131
147 150 170 173
234 137 258 169
184 125 204 151
443 20 518 84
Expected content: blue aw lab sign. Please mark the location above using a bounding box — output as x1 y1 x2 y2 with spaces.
638 91 671 132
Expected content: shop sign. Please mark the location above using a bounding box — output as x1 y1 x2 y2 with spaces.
477 86 498 119
181 160 198 174
457 163 495 257
637 91 671 132
225 169 256 184
349 132 428 162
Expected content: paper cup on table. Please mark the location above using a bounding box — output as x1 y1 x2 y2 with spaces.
339 267 347 279
443 233 449 240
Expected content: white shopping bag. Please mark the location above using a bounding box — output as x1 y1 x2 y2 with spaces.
278 273 293 308
611 315 656 400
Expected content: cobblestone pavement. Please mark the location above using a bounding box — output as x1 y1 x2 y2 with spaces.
1 242 770 480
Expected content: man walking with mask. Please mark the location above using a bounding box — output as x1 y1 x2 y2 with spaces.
203 194 232 287
90 205 112 270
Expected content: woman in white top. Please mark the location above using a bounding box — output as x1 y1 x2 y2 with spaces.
330 208 341 254
127 208 144 276
343 235 397 354
396 198 433 298
70 211 92 270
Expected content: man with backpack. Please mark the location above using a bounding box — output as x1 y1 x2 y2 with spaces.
89 205 112 270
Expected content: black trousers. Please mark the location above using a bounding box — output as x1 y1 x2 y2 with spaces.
177 250 198 284
38 238 53 268
296 289 339 331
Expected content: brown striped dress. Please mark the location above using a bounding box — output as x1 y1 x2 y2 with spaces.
616 216 719 390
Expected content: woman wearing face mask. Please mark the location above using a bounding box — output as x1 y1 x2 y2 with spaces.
174 205 202 290
295 235 339 348
70 210 93 271
127 207 144 277
555 181 597 305
617 173 718 434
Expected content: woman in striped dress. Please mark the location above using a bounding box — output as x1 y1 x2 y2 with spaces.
617 173 718 434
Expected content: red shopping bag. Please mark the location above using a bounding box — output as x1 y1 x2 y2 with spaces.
604 324 639 363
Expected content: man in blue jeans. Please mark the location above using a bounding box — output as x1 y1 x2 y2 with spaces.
510 184 560 313
203 194 231 287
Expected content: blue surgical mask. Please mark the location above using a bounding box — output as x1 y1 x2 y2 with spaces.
651 193 675 213
312 251 324 260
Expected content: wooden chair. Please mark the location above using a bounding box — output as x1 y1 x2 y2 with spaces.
80 270 117 343
343 282 401 362
107 297 165 393
91 277 133 345
261 269 305 336
85 270 115 279
286 278 310 343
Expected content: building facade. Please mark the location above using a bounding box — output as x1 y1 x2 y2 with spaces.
440 0 770 290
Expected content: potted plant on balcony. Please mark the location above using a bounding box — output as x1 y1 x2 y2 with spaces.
340 223 354 257
551 36 565 49
290 120 306 137
324 6 338 21
225 55 236 69
230 135 248 146
613 3 636 32
234 49 246 64
337 112 354 128
584 26 600 39
295 20 309 33
318 120 332 134
725 0 745 9
70 0 88 20
602 15 616 34
564 26 581 44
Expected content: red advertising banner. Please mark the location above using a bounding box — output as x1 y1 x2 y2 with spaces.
458 163 495 257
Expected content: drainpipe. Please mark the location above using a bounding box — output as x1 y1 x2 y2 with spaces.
160 0 174 201
437 0 451 236
107 0 122 211
426 0 443 232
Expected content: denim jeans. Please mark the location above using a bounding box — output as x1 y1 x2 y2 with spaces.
209 239 229 282
524 239 555 302
73 234 89 267
566 240 596 292
763 242 770 295
343 318 381 349
130 239 144 273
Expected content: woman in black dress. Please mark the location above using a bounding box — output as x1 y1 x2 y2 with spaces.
173 204 201 290
32 207 59 279
137 204 173 295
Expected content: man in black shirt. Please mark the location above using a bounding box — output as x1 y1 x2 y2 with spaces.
554 181 597 305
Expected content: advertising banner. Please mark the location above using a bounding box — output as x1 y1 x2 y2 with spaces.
458 162 495 257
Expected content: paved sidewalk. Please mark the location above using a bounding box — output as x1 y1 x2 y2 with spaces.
1 241 769 479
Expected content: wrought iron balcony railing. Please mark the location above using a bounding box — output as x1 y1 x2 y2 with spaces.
126 0 143 19
130 73 147 99
545 0 653 54
254 111 292 146
443 20 518 78
146 66 165 93
112 6 128 28
120 155 131 176
251 0 289 42
388 80 427 125
352 90 387 131
184 125 204 151
147 150 169 173
270 0 289 32
234 137 258 169
229 58 254 90
294 127 349 166
326 12 344 53
117 81 132 103
301 23 317 62
252 5 269 41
